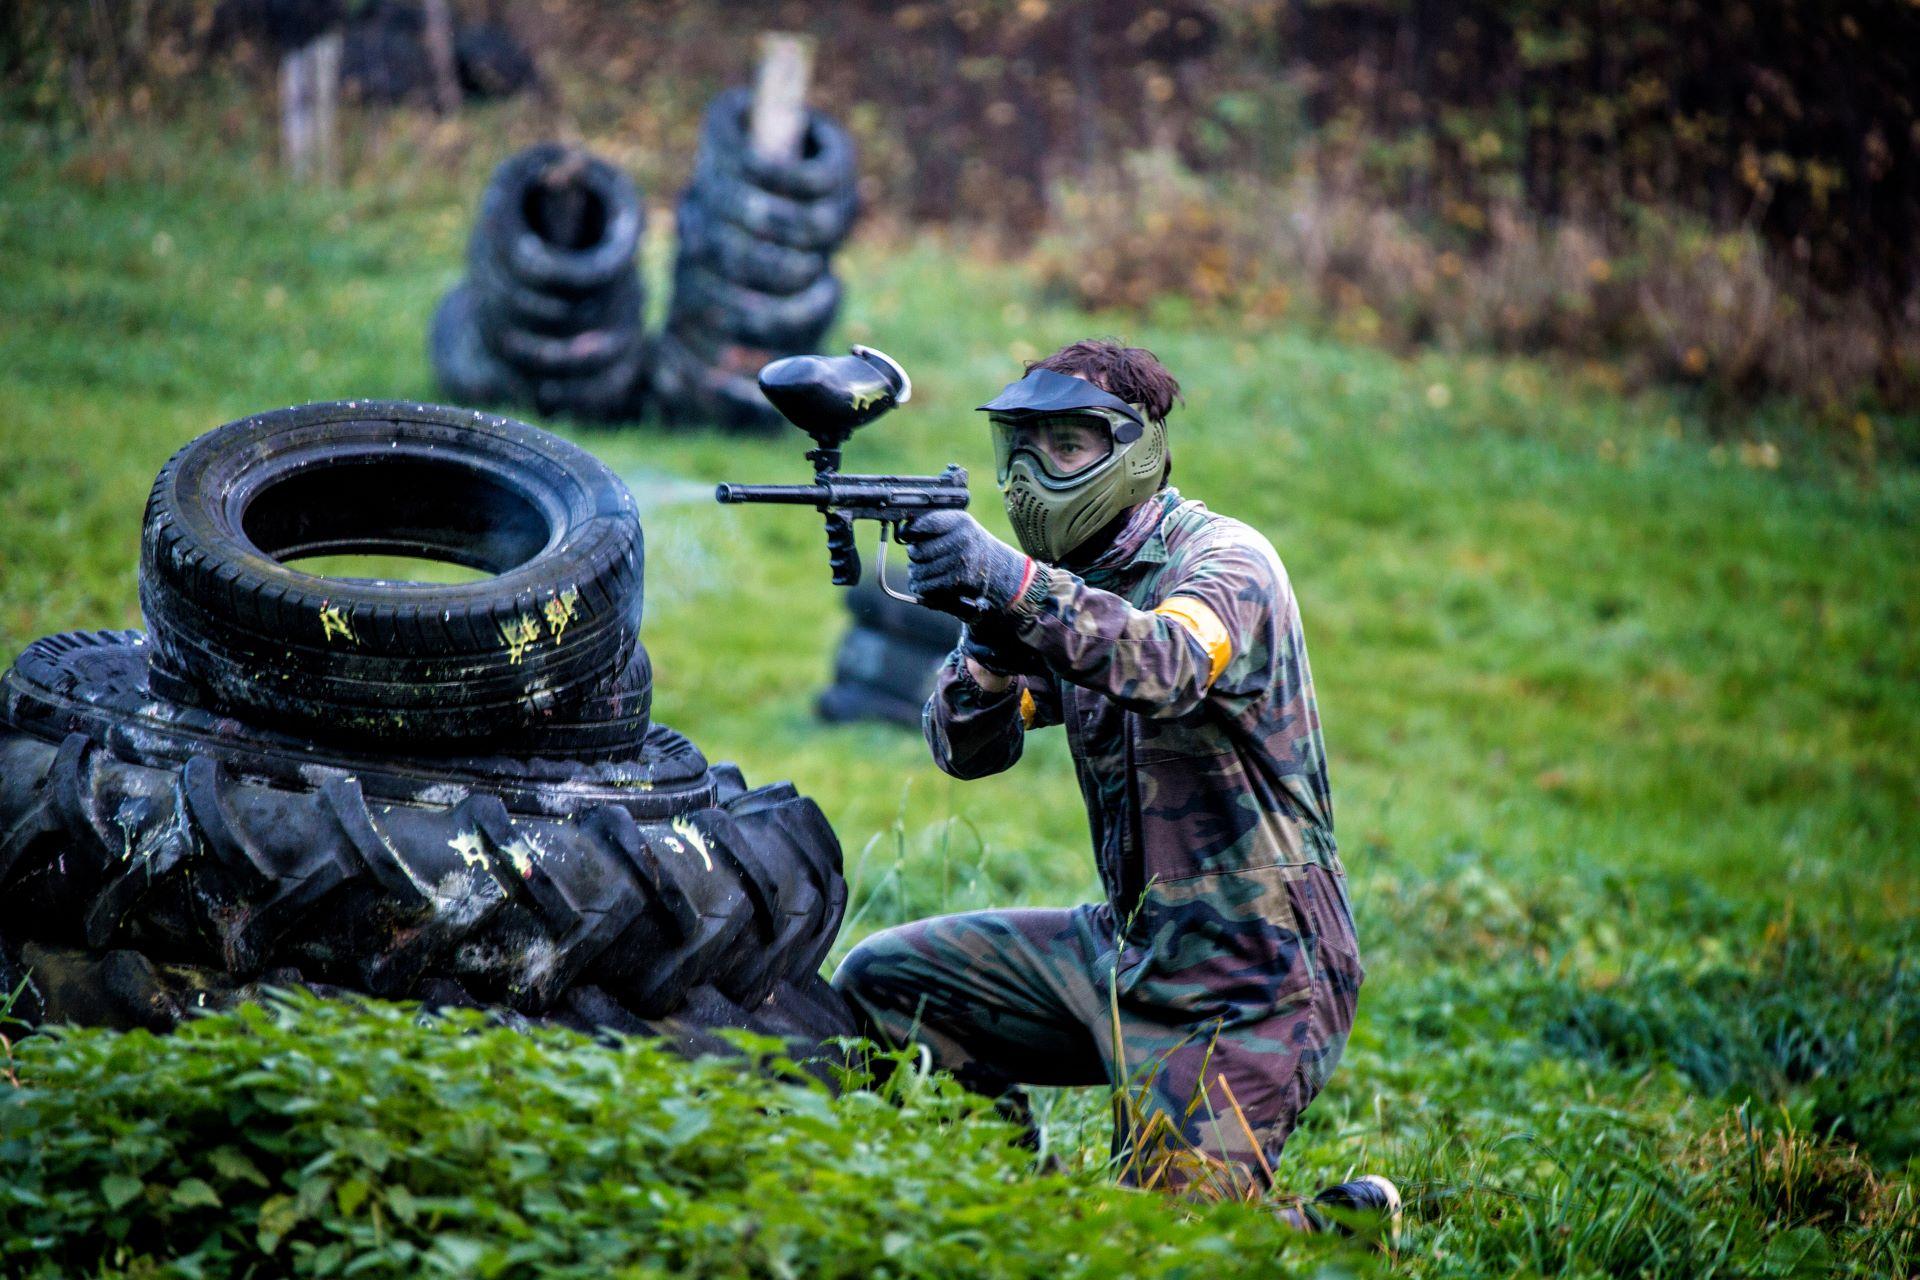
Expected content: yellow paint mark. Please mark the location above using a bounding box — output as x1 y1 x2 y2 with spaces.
319 604 356 644
502 836 538 879
543 587 582 644
500 613 542 663
1155 595 1233 686
448 830 487 869
670 816 714 872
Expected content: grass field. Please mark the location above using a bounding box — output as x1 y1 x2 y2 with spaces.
1 107 1916 1277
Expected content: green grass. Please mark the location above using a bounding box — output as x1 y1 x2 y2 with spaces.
1 102 1916 1277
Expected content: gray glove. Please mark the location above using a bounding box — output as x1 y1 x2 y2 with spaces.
898 510 1031 619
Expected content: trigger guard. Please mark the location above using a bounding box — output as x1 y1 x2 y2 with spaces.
874 532 921 606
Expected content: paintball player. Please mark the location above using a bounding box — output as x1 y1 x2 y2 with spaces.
832 339 1397 1228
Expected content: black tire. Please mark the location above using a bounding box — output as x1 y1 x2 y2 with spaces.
430 285 528 409
339 8 431 106
481 312 644 379
513 637 652 758
669 262 842 351
139 401 645 746
815 681 928 729
647 329 785 432
689 152 858 252
0 631 849 1036
754 970 860 1041
674 193 831 295
4 632 696 811
843 576 966 650
469 249 643 338
521 337 649 423
698 87 858 202
551 977 854 1072
455 24 537 100
475 144 644 295
829 624 953 705
662 318 784 373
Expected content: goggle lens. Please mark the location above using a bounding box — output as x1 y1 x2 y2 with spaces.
994 414 1113 479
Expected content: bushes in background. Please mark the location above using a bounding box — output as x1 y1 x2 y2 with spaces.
7 0 1915 418
1035 148 1918 443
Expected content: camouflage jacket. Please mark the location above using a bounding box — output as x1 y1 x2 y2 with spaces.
925 489 1347 1025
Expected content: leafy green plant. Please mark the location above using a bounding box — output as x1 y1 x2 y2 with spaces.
0 993 1363 1280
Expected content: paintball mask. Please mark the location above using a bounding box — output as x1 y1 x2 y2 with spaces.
979 368 1167 563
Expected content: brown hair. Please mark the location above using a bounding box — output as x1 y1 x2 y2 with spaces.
1026 339 1183 426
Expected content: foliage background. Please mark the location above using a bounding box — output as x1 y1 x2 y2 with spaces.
6 0 1919 424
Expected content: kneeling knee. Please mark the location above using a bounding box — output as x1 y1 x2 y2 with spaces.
831 931 905 1005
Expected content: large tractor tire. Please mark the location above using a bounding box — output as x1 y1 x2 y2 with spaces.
0 631 854 1050
3 401 856 1055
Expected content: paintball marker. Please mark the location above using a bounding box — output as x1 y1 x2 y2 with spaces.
715 346 976 609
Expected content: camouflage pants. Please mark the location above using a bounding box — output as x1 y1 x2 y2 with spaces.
832 864 1361 1186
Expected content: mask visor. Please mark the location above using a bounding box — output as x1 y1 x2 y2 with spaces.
991 412 1117 483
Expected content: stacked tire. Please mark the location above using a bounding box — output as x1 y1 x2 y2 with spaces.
816 576 962 728
653 88 859 430
0 402 855 1055
431 146 649 422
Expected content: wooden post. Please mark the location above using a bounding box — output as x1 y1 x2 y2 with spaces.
281 44 311 181
532 149 593 249
281 32 344 185
312 31 342 186
750 32 815 162
422 0 463 116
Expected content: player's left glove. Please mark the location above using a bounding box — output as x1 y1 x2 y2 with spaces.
961 615 1047 678
897 510 1033 619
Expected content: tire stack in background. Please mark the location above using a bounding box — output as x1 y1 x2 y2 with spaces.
816 575 962 728
431 145 649 422
652 88 860 430
335 2 538 104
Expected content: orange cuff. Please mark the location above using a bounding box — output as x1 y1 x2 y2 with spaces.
1154 595 1233 687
